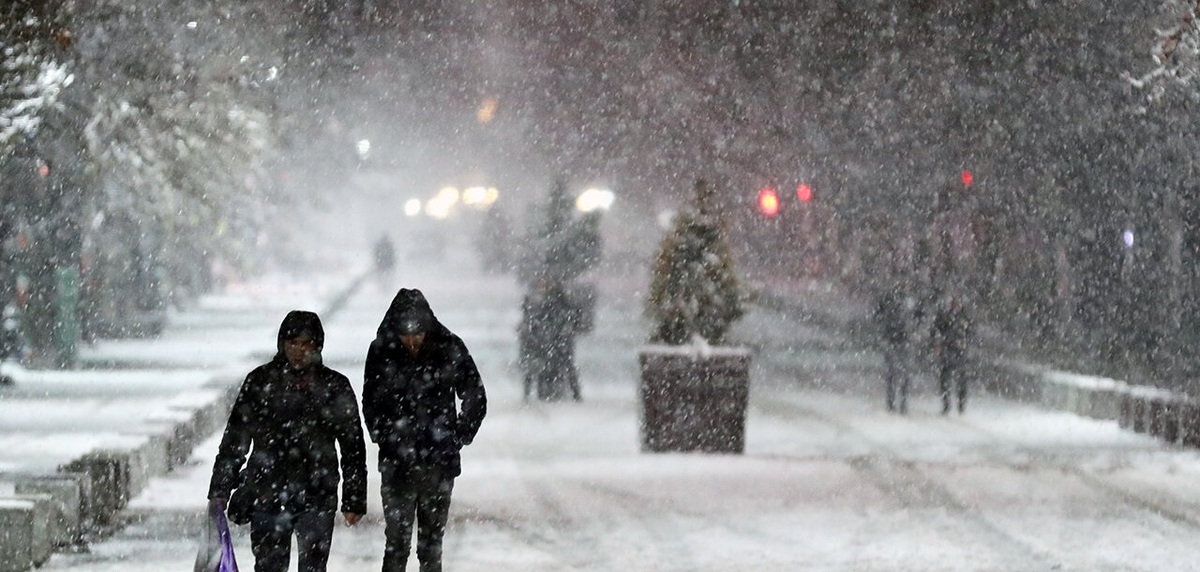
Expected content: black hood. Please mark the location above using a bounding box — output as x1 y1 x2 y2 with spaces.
377 288 442 341
277 310 325 353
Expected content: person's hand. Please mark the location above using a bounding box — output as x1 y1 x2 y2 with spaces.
343 512 362 526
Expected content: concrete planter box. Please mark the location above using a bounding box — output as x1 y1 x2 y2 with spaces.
13 474 88 546
638 346 750 454
0 498 36 572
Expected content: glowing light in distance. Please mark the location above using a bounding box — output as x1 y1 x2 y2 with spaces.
425 187 460 219
404 199 422 217
757 187 780 217
576 188 615 212
477 97 498 124
796 183 813 202
463 186 500 207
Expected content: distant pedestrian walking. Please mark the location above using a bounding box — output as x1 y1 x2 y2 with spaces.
374 235 397 282
932 295 972 414
208 310 367 572
364 288 487 572
873 287 915 414
519 278 584 401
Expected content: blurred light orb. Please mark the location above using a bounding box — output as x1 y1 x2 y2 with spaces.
425 187 460 219
462 186 499 207
1122 229 1135 248
757 187 780 217
576 188 615 212
436 186 460 204
477 97 499 124
404 199 422 217
355 139 371 161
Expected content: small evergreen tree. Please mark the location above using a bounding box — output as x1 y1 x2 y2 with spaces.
646 178 745 345
519 178 602 287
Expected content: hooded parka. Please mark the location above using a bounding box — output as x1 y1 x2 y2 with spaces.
208 311 368 518
363 289 487 478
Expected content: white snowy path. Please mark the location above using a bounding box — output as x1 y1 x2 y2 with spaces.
34 266 1200 572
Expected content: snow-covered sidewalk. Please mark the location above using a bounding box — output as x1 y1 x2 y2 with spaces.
29 269 1200 571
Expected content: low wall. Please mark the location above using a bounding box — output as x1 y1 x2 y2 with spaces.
988 358 1197 449
0 270 368 571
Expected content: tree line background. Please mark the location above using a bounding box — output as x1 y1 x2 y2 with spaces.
4 0 1200 392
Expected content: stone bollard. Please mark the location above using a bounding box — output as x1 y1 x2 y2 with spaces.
13 473 87 547
1040 377 1068 411
115 431 171 495
1133 394 1150 434
91 438 160 502
1120 387 1176 437
1090 385 1124 421
146 408 199 469
59 450 131 527
1148 397 1181 444
11 493 52 566
0 498 36 572
1113 393 1132 426
1178 400 1200 448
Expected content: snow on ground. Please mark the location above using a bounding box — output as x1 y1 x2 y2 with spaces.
20 258 1200 572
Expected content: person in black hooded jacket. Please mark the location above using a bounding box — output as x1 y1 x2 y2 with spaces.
363 288 487 572
208 310 367 572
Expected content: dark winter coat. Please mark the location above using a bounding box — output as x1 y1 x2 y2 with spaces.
932 301 972 368
520 284 582 389
363 288 487 478
208 311 368 518
873 291 913 346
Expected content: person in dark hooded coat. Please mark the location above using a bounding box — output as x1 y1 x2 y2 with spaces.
932 294 973 414
208 310 367 572
363 288 487 572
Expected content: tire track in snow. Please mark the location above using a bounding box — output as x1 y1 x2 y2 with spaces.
451 400 670 571
941 414 1200 532
753 395 1063 570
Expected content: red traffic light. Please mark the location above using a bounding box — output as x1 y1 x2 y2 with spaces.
757 187 780 217
796 183 813 202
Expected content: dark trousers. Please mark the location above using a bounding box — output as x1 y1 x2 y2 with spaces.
249 509 335 572
380 463 455 572
883 345 909 414
938 362 968 413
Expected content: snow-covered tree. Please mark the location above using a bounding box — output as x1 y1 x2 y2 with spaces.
646 178 744 346
0 2 72 150
71 1 277 259
1127 0 1200 101
519 179 602 287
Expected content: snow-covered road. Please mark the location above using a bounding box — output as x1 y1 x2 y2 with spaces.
37 266 1200 572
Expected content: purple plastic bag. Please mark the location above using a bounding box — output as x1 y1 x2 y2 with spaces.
194 499 240 572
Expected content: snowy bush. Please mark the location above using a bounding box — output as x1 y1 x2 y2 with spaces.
645 178 745 346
